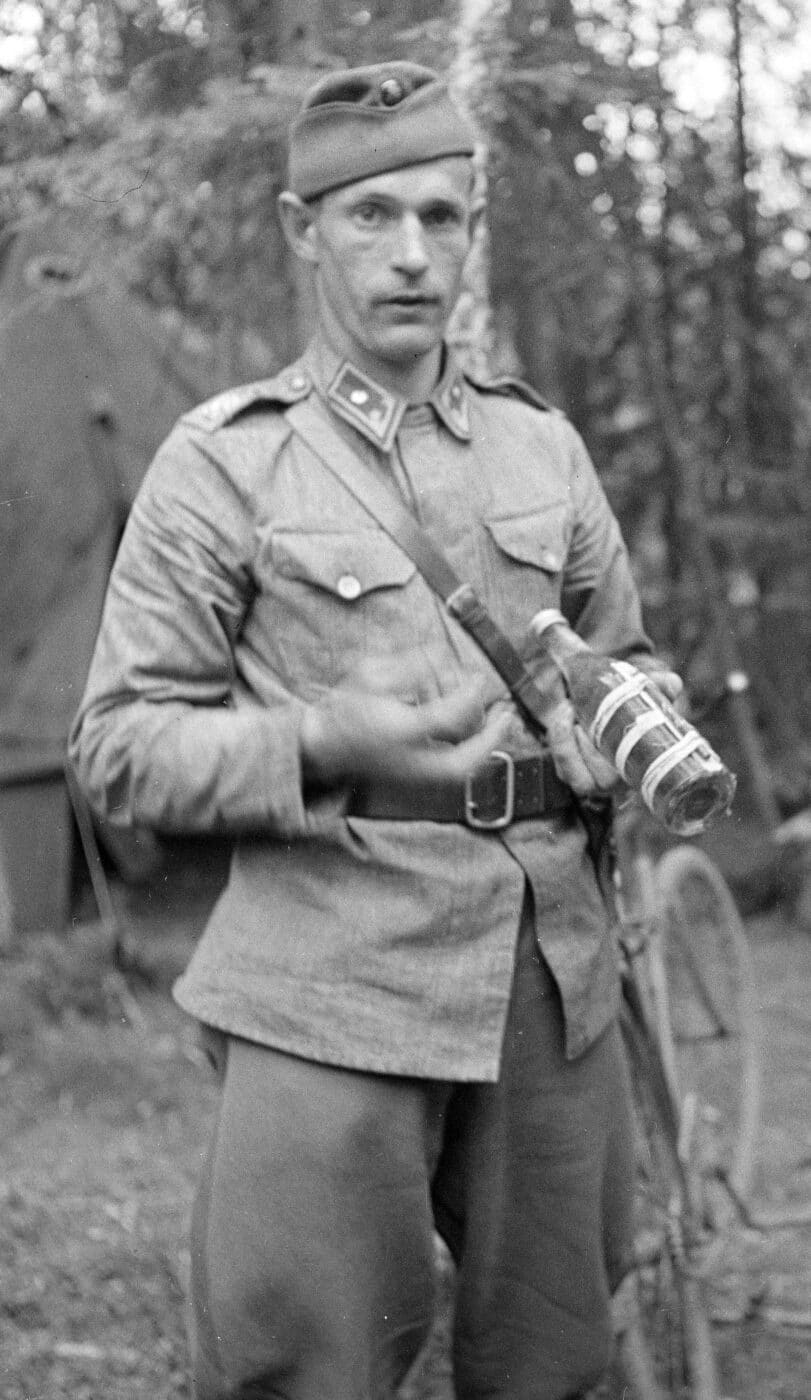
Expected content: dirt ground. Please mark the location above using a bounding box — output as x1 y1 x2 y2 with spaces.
1 883 809 1400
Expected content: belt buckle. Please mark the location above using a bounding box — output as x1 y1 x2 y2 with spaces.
464 750 515 831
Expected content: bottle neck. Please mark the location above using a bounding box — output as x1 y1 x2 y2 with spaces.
527 608 592 667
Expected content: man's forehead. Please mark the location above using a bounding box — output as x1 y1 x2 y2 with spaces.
326 157 474 207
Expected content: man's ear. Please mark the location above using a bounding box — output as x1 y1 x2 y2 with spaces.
278 191 319 264
468 197 486 244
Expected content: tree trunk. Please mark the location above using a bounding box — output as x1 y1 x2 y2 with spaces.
207 0 325 69
653 15 688 657
729 0 763 458
447 0 517 378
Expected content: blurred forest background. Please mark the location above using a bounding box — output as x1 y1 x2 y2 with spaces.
1 0 809 829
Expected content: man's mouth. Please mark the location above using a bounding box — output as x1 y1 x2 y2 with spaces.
379 293 440 308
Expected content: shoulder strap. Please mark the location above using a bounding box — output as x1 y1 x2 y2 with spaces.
184 364 312 433
464 370 558 414
285 397 548 738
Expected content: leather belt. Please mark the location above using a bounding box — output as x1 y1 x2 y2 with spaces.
349 750 574 831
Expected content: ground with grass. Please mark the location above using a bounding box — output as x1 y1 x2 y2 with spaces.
1 884 809 1400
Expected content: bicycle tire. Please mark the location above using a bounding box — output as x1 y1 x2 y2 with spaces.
654 844 761 1203
619 997 720 1400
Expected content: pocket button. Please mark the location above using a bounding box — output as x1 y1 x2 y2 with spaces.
337 573 362 600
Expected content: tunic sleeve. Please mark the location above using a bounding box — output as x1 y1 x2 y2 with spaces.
556 417 654 664
69 421 313 838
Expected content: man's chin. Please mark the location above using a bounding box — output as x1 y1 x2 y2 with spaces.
373 325 444 365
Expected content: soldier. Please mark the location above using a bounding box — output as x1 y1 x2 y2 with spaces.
71 63 681 1400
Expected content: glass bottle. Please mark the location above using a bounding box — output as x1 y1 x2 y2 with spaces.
526 608 736 835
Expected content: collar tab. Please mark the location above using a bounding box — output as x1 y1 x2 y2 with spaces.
327 361 405 451
433 369 471 440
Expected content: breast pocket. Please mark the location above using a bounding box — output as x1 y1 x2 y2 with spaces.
484 504 570 633
268 529 424 689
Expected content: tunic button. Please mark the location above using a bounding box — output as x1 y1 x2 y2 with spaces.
288 372 309 392
337 573 362 600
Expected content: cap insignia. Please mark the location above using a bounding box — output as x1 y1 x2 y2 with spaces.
379 77 404 107
327 362 404 451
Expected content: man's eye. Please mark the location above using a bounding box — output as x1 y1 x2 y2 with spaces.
353 204 384 227
423 207 462 231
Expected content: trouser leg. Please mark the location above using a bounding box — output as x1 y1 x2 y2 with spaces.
187 900 634 1400
602 1038 636 1296
188 1041 447 1400
433 902 635 1400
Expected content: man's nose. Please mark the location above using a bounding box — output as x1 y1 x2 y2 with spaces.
391 214 429 275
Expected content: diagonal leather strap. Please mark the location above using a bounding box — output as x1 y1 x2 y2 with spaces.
285 397 549 738
288 398 461 596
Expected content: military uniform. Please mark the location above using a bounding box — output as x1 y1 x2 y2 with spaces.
73 337 650 1075
70 60 650 1400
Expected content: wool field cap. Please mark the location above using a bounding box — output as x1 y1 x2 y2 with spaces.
287 62 477 200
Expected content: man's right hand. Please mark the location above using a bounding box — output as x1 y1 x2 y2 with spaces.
300 652 511 791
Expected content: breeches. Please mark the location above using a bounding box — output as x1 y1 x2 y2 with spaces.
188 903 635 1400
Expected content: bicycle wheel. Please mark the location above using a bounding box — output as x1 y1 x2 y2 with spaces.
618 996 719 1400
654 845 761 1202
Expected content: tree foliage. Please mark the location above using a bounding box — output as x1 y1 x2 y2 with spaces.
470 0 810 803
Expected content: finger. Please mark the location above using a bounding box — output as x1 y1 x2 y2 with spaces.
439 703 514 778
419 681 488 743
634 657 685 705
543 700 597 795
643 668 688 716
653 670 684 703
403 703 513 787
547 731 596 795
572 726 621 790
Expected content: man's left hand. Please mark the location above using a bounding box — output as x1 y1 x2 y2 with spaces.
632 655 686 710
531 652 686 798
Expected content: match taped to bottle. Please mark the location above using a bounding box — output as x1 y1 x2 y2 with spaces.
611 709 665 779
589 664 654 749
639 731 718 810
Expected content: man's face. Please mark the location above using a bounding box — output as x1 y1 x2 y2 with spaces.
306 157 476 370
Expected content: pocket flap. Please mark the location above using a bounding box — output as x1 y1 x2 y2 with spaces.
486 505 569 574
272 530 417 598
